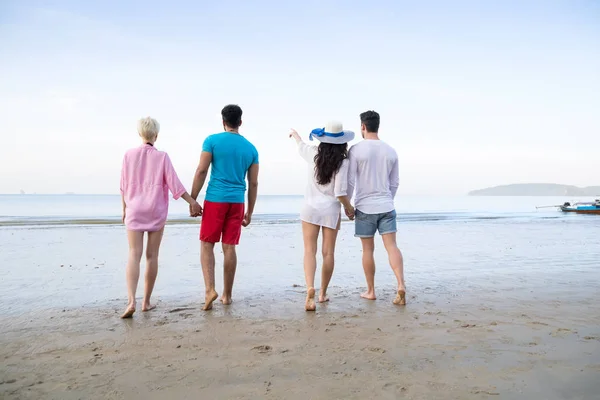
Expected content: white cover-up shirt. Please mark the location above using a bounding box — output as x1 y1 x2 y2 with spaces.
297 142 349 229
348 139 399 214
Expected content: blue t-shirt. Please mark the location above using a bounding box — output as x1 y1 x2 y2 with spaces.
202 132 259 203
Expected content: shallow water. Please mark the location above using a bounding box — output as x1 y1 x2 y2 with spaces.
1 194 597 225
1 201 599 317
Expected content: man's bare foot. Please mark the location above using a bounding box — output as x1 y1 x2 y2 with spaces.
121 303 136 319
220 296 232 305
360 291 376 300
203 290 218 311
142 303 156 312
393 289 406 305
305 287 316 311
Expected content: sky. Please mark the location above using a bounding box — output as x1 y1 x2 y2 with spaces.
1 0 599 195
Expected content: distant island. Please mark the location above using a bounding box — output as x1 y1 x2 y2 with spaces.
469 183 600 196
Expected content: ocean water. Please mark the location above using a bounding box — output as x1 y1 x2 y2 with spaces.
0 194 599 316
0 194 598 225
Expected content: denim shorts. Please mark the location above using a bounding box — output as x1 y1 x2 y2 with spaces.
354 209 397 238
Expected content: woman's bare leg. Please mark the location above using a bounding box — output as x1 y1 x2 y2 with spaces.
143 228 164 311
302 221 320 311
122 230 144 318
319 222 339 302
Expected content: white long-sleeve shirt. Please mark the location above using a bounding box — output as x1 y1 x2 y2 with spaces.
297 141 349 229
348 139 399 214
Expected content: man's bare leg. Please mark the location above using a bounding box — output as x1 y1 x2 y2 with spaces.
142 228 164 311
221 243 237 305
382 233 406 305
122 231 144 318
302 222 319 311
201 241 218 310
360 237 377 300
319 225 339 302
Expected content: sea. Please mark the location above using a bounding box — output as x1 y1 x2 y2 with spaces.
1 194 598 226
1 194 599 317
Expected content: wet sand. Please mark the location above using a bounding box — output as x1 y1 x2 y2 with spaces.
1 283 599 400
1 217 600 399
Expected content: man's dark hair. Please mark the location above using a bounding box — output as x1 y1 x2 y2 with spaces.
360 110 380 133
221 104 243 129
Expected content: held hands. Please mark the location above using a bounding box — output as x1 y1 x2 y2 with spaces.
189 201 203 217
344 206 355 220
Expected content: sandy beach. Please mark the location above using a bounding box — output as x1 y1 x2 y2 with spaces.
1 212 600 399
1 283 600 400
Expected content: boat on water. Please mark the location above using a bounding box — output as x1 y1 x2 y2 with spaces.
559 200 600 214
536 199 600 214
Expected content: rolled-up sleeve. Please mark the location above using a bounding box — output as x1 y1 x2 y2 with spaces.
389 158 399 198
347 149 357 201
334 159 350 197
119 154 127 194
163 153 186 199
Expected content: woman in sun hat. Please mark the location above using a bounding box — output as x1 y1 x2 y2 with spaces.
288 121 355 311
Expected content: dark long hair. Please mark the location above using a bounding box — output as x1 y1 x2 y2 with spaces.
314 143 348 185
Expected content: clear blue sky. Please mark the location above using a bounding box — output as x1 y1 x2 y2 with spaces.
1 0 599 195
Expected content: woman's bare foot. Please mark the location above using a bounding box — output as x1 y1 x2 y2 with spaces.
203 290 219 311
220 296 232 305
305 287 316 311
121 303 136 318
360 290 376 300
393 289 406 305
318 292 330 303
142 302 156 312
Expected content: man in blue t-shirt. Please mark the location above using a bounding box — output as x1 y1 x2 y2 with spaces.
191 104 259 310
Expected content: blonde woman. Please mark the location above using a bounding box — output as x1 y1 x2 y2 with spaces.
119 117 202 318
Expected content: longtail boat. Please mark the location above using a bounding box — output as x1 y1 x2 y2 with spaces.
536 199 600 215
559 201 600 214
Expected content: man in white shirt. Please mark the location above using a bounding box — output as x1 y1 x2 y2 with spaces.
348 110 406 305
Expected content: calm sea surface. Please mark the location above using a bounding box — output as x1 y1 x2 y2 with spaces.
1 194 598 225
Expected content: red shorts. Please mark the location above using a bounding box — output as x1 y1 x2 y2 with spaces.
200 201 245 245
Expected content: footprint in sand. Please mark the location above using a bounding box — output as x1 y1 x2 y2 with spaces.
252 345 272 353
169 307 194 313
551 328 575 337
471 389 500 396
367 347 386 353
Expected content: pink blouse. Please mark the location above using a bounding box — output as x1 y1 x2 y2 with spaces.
120 144 186 232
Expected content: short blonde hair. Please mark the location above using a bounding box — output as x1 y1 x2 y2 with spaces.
137 117 160 140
